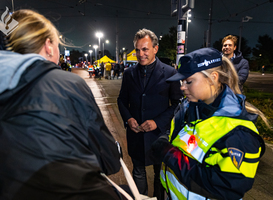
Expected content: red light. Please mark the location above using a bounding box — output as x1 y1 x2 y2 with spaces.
187 135 197 153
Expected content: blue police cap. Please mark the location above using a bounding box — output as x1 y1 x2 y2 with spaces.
167 47 222 82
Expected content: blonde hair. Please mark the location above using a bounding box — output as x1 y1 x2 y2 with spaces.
201 56 270 128
6 9 63 54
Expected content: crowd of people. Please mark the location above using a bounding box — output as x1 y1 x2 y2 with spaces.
87 60 129 79
0 8 270 200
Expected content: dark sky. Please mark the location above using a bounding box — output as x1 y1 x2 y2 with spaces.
1 0 273 56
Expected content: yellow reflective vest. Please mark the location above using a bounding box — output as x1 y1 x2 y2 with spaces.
161 116 263 200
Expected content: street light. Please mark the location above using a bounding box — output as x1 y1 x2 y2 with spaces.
185 10 192 54
93 45 98 61
102 39 109 56
95 32 103 59
239 16 253 52
84 53 88 64
89 50 93 64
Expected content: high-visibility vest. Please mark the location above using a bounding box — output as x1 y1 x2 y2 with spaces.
161 116 260 200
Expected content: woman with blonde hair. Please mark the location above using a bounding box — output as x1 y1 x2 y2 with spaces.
0 9 121 199
152 48 268 200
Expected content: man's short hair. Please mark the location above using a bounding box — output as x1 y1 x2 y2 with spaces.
222 35 238 47
133 28 158 48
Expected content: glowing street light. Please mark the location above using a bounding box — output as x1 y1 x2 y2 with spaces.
93 45 98 61
95 32 103 59
84 53 88 64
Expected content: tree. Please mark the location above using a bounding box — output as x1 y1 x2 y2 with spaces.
70 49 82 65
252 34 273 71
157 26 177 62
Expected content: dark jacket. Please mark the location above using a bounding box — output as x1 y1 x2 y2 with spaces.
232 51 249 88
162 85 265 200
0 51 121 200
114 63 120 71
117 58 182 165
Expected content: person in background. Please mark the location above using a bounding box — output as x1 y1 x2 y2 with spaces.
105 61 112 79
0 9 121 200
117 28 182 200
100 61 104 77
120 60 125 77
222 35 249 91
152 47 268 200
113 61 120 79
262 65 265 75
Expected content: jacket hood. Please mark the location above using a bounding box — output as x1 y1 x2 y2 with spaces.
0 50 45 94
186 85 257 123
233 51 243 64
214 85 257 121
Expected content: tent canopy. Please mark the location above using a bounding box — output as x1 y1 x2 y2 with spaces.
95 55 115 64
127 49 138 62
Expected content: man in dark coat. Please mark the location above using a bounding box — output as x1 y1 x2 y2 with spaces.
117 28 182 200
222 35 249 90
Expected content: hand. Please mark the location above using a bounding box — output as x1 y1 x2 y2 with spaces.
140 120 157 132
152 135 173 162
127 118 144 133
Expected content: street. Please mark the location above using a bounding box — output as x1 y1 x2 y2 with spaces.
73 68 273 199
245 72 273 94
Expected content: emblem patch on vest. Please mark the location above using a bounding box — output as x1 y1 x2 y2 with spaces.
228 148 244 169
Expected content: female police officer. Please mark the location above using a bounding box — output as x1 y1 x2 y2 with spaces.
152 48 269 200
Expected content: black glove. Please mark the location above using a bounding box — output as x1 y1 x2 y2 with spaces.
152 135 173 162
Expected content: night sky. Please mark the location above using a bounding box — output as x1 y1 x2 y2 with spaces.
1 0 273 56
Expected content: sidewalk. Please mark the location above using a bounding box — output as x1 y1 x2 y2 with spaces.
74 68 273 199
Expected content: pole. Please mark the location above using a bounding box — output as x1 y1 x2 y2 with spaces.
206 0 213 47
12 0 14 12
98 37 101 59
102 42 104 56
116 10 119 63
90 52 93 64
176 0 186 66
185 10 190 54
238 18 243 52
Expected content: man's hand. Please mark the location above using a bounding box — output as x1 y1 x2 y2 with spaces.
140 120 157 132
127 118 144 133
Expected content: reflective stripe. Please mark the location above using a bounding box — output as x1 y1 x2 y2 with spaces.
240 161 259 178
245 147 261 159
169 118 175 141
162 168 208 200
165 171 192 200
188 191 209 200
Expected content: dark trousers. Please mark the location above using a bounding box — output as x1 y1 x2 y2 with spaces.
113 70 119 79
132 158 164 200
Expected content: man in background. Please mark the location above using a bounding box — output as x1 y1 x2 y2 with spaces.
222 35 249 90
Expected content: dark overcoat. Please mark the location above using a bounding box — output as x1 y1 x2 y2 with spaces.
117 58 182 165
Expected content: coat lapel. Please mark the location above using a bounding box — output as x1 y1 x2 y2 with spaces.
130 64 144 92
144 59 164 92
